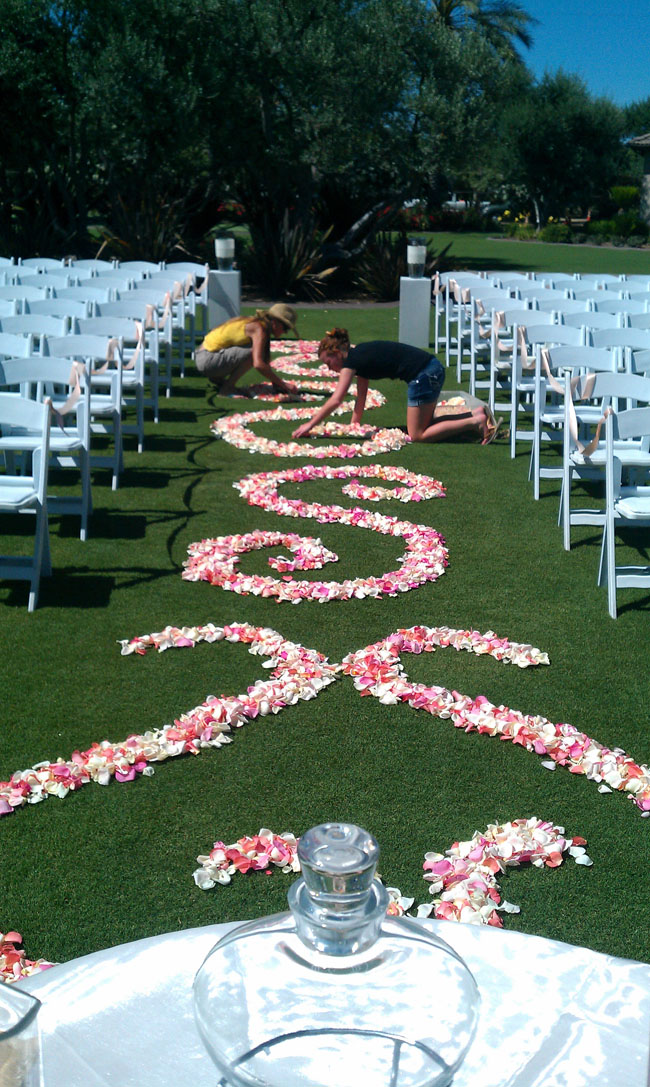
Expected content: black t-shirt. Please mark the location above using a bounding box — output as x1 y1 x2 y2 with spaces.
345 341 432 383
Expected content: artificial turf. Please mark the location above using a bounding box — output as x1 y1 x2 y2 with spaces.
1 272 649 969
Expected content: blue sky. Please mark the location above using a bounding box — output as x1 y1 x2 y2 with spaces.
518 1 649 106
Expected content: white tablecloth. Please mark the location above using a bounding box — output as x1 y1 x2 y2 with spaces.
20 919 650 1086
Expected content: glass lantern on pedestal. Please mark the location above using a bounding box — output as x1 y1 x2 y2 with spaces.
194 822 479 1087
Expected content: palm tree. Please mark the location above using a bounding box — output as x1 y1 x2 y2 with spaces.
431 0 537 62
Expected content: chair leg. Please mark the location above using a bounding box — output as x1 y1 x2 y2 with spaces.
80 449 92 541
137 387 144 454
606 518 617 618
28 501 51 611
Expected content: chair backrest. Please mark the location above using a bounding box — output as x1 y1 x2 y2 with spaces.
627 292 650 305
0 355 90 438
119 287 170 305
562 311 624 331
19 257 67 271
0 285 48 302
95 300 150 319
502 308 553 328
68 259 115 272
594 298 648 315
546 345 617 373
518 287 573 302
0 299 19 317
572 369 650 407
15 273 77 289
53 286 114 303
610 404 650 442
629 313 650 331
579 274 624 286
117 261 163 274
526 324 582 348
78 273 135 290
535 273 578 286
42 333 121 364
590 329 650 351
0 315 69 338
0 331 35 357
25 297 90 319
75 316 140 341
538 298 590 315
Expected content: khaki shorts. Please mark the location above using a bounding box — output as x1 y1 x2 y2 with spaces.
195 345 251 383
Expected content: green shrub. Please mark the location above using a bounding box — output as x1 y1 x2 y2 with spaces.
572 232 588 245
539 222 572 244
350 231 447 301
627 235 647 248
589 233 605 246
610 185 640 210
611 236 627 247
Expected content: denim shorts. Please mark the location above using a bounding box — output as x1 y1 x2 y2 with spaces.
407 356 445 407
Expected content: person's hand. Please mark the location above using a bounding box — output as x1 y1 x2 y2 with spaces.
292 423 312 439
283 381 300 395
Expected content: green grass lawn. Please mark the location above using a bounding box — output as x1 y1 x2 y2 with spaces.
428 231 650 277
1 267 649 971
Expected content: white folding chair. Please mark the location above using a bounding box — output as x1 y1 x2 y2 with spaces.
0 357 92 540
42 334 124 489
489 309 555 455
165 261 210 344
118 287 174 396
561 371 650 552
95 300 163 422
599 405 650 617
0 393 51 610
75 316 147 451
530 345 616 501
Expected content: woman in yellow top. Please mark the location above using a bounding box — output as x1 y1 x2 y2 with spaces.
195 303 300 395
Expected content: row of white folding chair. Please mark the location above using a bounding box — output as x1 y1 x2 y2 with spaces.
0 393 51 610
434 272 493 362
1 319 145 453
600 403 650 617
0 357 92 541
24 297 163 421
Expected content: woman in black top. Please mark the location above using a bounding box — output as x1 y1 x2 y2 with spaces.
292 328 497 443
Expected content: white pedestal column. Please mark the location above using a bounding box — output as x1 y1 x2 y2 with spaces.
398 276 432 350
207 269 241 329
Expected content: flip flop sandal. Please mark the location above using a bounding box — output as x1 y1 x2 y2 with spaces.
481 417 503 445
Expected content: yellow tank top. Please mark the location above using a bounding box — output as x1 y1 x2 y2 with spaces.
202 316 251 352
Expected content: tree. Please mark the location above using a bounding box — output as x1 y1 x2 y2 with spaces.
430 0 537 62
498 73 625 226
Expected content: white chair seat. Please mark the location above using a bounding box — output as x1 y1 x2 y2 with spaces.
0 479 39 507
616 489 650 518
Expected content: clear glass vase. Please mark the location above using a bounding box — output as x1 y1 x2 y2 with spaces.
194 823 479 1087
